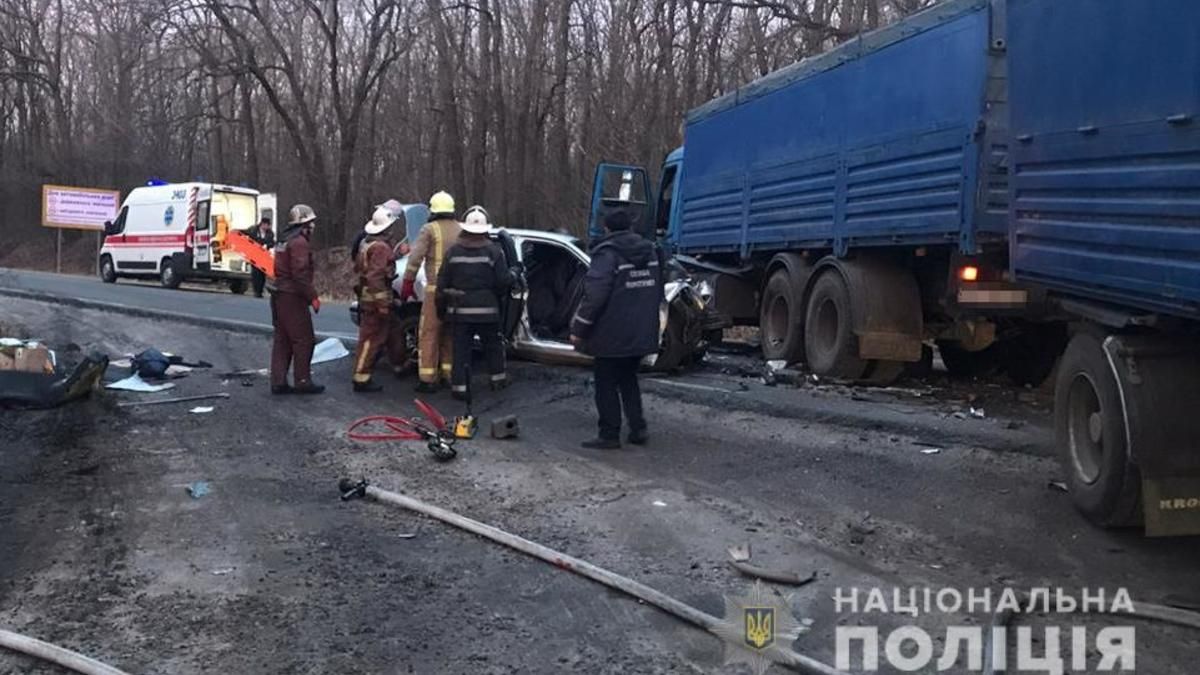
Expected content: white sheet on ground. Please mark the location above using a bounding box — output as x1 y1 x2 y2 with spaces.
106 374 176 393
311 338 350 365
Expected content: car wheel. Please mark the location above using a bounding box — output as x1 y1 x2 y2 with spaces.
99 255 117 283
160 258 182 289
228 279 248 295
1054 332 1142 527
390 305 422 375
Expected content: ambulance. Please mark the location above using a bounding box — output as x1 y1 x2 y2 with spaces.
99 182 276 293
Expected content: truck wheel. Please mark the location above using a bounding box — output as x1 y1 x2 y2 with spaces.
159 258 183 289
228 279 248 295
804 271 867 379
1001 323 1067 387
1054 332 1142 527
759 269 804 363
936 340 1000 378
99 255 117 284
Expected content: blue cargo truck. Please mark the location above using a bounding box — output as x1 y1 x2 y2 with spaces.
588 0 1200 534
1007 0 1200 535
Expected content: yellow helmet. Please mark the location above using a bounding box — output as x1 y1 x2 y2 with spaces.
429 191 455 216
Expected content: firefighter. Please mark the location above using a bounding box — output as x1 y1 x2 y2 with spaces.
351 206 399 392
269 204 324 395
569 210 664 448
436 206 512 399
400 191 462 392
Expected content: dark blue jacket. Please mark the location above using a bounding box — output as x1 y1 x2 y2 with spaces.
570 231 664 358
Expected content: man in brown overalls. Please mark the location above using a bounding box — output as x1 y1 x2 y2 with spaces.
269 204 324 395
399 191 461 393
352 206 398 392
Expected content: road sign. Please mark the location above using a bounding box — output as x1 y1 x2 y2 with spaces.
41 184 121 231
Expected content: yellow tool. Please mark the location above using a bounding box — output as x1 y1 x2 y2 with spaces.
453 415 478 439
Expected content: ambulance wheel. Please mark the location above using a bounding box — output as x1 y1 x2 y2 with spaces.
804 270 867 380
99 256 117 284
228 279 248 295
159 258 182 289
1054 332 1142 527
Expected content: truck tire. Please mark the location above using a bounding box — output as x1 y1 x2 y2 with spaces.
804 271 867 379
1000 322 1068 387
159 258 183 289
99 255 117 284
936 340 1000 378
1054 332 1142 527
228 279 248 295
759 268 804 363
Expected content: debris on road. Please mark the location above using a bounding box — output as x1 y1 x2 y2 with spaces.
0 350 108 409
920 448 942 455
189 406 215 414
211 567 234 576
311 338 350 365
652 500 668 507
116 392 230 408
490 415 520 439
726 542 819 587
1048 481 1069 493
106 374 174 393
969 407 986 419
186 481 211 499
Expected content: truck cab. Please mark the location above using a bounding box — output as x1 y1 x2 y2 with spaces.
586 148 683 247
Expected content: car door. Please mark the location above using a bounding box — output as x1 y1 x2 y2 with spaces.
494 229 526 342
508 233 592 366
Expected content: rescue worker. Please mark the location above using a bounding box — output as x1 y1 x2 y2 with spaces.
400 191 461 392
436 206 512 399
569 210 664 449
249 216 275 298
269 204 324 395
351 206 399 392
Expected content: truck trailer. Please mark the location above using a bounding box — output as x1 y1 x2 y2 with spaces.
1006 0 1200 535
591 0 1200 534
592 0 1049 389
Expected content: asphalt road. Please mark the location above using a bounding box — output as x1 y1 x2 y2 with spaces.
3 282 1200 673
0 267 357 338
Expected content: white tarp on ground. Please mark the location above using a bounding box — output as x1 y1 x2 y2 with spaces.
311 338 350 365
105 374 175 393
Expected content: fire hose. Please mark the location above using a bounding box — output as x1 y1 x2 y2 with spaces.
338 479 846 675
0 628 131 675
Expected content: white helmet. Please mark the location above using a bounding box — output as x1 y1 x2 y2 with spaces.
288 204 317 226
364 206 397 235
461 205 490 234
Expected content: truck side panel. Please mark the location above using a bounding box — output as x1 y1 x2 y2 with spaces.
677 0 996 257
1008 0 1200 318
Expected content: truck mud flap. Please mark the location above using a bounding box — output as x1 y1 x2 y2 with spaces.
1103 335 1200 536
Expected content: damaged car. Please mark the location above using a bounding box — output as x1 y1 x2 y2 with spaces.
351 209 723 372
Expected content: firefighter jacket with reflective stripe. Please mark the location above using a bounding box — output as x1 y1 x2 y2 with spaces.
435 237 513 323
571 231 664 358
268 224 317 301
355 236 396 305
404 218 461 289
